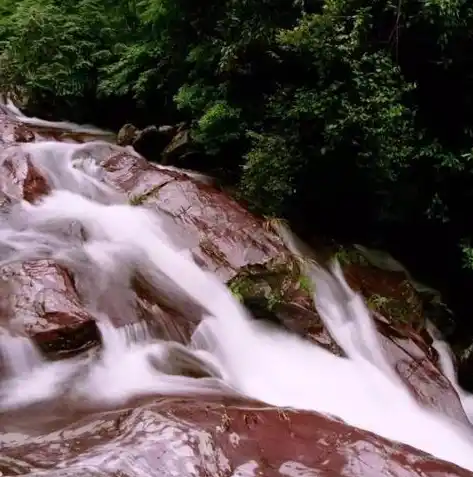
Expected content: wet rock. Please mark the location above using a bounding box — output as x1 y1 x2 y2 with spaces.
344 263 424 330
333 249 469 422
133 125 170 160
354 243 457 336
100 151 286 281
0 260 99 358
13 124 35 143
457 345 473 391
159 124 176 134
0 116 37 144
1 397 472 477
161 127 193 164
132 274 202 344
0 146 50 203
228 256 345 355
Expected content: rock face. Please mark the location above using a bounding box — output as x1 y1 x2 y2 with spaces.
0 108 472 476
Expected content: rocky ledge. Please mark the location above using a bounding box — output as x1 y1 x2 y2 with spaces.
0 108 471 476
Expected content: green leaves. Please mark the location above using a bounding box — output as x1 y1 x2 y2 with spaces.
240 132 301 216
193 101 243 155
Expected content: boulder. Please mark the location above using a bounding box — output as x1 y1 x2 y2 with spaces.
117 123 178 161
116 123 139 146
0 145 50 203
161 127 192 163
0 260 99 359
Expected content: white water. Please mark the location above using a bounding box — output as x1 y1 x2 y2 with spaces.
427 320 473 423
0 130 472 470
0 94 114 137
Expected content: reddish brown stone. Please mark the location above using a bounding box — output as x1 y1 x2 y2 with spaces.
0 260 98 357
0 147 50 203
0 113 41 144
13 124 35 143
100 152 286 281
132 274 201 344
0 397 471 476
344 263 424 329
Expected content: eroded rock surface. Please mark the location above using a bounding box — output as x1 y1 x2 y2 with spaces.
0 107 472 476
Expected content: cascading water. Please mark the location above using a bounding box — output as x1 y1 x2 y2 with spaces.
427 320 473 423
1 106 473 474
0 94 114 137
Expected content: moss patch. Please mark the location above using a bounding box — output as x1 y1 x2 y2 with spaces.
228 254 312 312
332 244 369 267
227 255 344 356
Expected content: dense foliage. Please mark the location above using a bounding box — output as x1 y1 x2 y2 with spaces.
2 0 473 338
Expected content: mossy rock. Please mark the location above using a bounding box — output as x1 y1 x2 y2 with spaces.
326 245 424 331
227 255 344 356
227 243 426 355
228 255 312 312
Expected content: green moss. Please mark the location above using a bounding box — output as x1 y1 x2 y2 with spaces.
332 245 369 267
227 255 313 317
365 290 419 325
228 275 253 303
298 274 313 294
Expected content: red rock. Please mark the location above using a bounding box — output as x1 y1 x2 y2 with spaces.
340 262 468 422
0 260 98 358
0 397 472 476
0 146 50 203
13 124 35 143
132 275 201 344
100 152 287 281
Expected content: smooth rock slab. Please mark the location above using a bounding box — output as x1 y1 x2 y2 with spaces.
100 152 286 281
0 397 472 477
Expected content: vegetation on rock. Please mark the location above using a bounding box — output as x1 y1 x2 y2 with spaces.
228 249 424 336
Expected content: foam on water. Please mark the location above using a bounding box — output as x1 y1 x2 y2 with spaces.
0 135 472 470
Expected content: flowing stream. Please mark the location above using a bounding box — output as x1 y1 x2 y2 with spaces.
1 104 473 474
